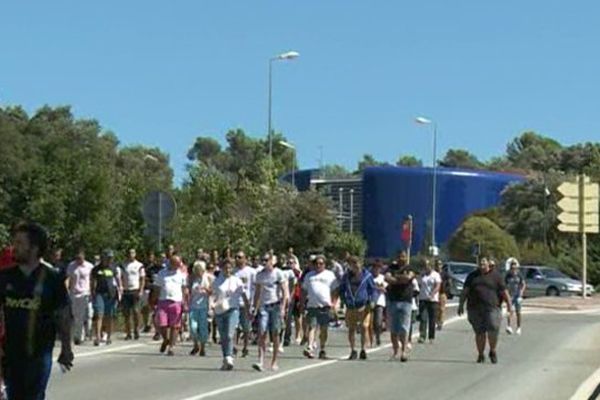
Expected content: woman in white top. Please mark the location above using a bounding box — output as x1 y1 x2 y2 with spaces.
212 258 250 371
188 261 213 357
369 260 387 347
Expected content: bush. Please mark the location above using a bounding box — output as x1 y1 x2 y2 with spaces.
448 216 519 262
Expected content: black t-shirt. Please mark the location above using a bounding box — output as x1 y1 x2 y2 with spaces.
91 264 119 298
386 264 415 303
144 262 163 288
464 269 506 311
0 264 69 360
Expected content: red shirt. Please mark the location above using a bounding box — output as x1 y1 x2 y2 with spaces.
0 246 15 270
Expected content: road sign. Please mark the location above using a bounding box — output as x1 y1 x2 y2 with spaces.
141 190 177 250
556 174 599 298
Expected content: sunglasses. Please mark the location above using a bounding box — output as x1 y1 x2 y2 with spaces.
235 255 244 259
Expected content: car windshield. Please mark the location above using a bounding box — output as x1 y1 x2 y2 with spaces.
450 264 477 275
542 269 570 279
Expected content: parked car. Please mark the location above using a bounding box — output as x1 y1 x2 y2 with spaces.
442 261 477 299
520 265 595 297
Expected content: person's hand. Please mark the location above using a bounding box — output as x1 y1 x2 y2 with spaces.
457 304 464 316
58 349 74 372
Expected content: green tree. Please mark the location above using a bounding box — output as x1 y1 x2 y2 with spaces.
448 216 519 262
356 154 389 172
439 149 482 169
396 155 422 167
319 164 354 179
506 132 562 171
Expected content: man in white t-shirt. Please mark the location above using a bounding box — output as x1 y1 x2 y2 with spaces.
301 255 338 360
120 249 146 340
152 255 188 356
417 259 442 344
66 250 94 345
252 255 289 372
370 259 387 347
234 251 256 358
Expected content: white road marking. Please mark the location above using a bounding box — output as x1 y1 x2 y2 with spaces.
178 314 465 400
570 364 600 400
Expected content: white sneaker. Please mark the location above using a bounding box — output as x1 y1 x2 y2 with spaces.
225 356 234 369
278 344 285 354
516 327 522 335
506 327 513 335
252 362 264 372
267 344 273 353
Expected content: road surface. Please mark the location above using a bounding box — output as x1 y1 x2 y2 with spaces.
47 307 600 400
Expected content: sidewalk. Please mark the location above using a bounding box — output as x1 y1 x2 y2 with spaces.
523 295 600 311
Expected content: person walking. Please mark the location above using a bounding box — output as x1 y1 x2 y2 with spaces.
188 260 213 356
91 250 122 346
234 251 256 358
436 259 449 330
0 222 73 400
417 259 442 344
213 258 249 370
340 256 377 360
505 259 526 335
458 257 512 364
66 249 94 345
384 251 415 362
142 253 162 337
370 259 387 347
152 255 189 356
301 255 339 360
121 249 145 340
252 255 289 372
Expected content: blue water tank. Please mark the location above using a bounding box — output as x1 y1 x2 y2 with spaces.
362 166 524 259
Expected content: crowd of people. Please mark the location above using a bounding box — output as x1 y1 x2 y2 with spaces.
0 222 528 399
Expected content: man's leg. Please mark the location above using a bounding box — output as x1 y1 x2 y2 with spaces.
437 294 446 329
132 295 141 338
347 310 356 352
319 325 328 352
391 333 399 356
428 302 437 341
516 310 522 329
360 309 370 351
475 333 486 356
71 296 85 343
418 301 427 341
123 306 132 338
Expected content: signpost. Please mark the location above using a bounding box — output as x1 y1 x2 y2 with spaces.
141 190 177 252
557 175 599 297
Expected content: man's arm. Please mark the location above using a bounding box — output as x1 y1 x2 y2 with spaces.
252 283 262 314
458 287 469 316
501 289 513 313
280 281 289 318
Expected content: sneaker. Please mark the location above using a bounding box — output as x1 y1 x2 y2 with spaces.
489 351 498 364
295 338 302 345
93 339 100 347
160 340 169 353
74 339 82 346
359 350 367 360
134 331 140 340
283 340 290 347
418 337 425 344
153 333 161 341
124 334 132 341
241 348 249 358
303 348 315 359
348 350 358 360
477 354 485 363
376 338 381 347
406 342 413 351
252 363 264 372
400 352 408 362
318 350 327 360
506 327 513 335
225 356 234 370
199 348 206 357
190 346 200 356
516 327 522 335
278 344 285 354
143 326 152 333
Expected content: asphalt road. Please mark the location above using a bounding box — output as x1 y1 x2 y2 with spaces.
47 306 600 400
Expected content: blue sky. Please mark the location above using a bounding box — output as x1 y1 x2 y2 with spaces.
2 1 599 184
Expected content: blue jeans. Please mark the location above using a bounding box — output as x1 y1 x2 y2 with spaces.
216 308 239 358
4 351 53 400
189 307 209 344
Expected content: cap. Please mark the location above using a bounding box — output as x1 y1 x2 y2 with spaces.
102 249 115 259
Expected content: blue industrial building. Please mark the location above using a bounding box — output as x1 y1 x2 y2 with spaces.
283 166 525 259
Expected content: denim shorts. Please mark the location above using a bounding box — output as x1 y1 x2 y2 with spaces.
387 301 412 335
306 307 331 328
238 308 252 332
93 294 117 318
512 296 523 312
259 302 282 334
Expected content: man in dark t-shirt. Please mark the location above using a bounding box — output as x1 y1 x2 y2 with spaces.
91 250 121 346
459 257 512 364
0 222 73 400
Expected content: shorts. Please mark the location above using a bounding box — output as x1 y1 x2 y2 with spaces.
238 308 252 332
306 307 331 328
259 302 282 334
468 308 502 335
93 294 117 318
512 296 523 313
387 301 412 335
346 306 371 332
156 300 183 328
122 291 141 313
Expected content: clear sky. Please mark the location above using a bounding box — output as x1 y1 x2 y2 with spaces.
2 1 599 184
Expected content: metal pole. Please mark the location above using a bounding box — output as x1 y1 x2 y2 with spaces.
431 123 438 252
349 189 354 233
268 59 274 165
338 188 344 229
579 174 587 298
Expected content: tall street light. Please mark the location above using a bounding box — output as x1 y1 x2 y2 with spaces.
278 140 296 188
268 51 300 165
416 116 438 255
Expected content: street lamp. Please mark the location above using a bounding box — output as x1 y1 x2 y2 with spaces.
416 116 438 255
268 51 300 164
278 140 296 188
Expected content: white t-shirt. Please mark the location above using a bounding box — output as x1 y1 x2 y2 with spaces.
155 268 187 302
280 268 297 292
255 268 285 306
372 274 387 307
302 269 338 308
235 265 257 306
418 271 442 302
122 260 146 291
189 275 213 310
66 260 94 297
412 279 420 310
213 275 245 313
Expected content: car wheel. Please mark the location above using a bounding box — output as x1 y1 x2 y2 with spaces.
546 287 560 297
